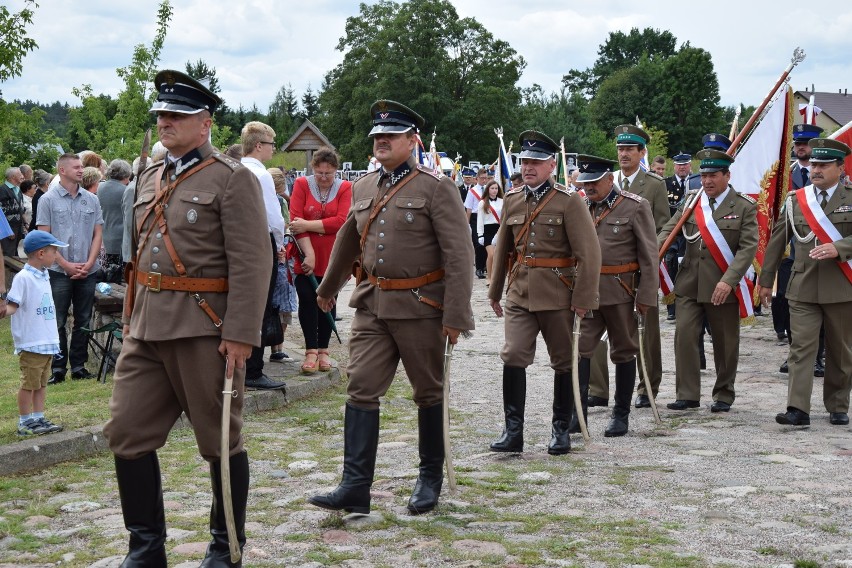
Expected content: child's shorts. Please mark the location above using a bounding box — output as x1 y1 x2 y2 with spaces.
19 351 53 390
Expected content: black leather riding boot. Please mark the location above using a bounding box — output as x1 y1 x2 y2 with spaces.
408 404 444 514
606 360 636 437
200 451 249 567
490 366 526 452
114 452 167 568
569 358 591 434
308 403 379 514
548 371 574 455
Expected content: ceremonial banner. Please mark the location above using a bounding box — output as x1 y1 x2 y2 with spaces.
495 128 513 190
729 84 794 269
659 261 674 303
829 120 852 180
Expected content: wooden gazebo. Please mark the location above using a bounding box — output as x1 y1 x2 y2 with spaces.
280 119 335 174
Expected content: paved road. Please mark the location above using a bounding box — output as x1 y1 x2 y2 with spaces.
1 278 850 567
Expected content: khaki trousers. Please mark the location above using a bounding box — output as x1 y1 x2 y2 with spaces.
346 310 444 411
500 301 576 372
673 296 739 404
787 300 852 413
105 335 245 461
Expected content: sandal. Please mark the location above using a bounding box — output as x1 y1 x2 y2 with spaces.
317 349 332 372
301 349 318 375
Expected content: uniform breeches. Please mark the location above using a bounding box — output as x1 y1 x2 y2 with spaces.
787 300 852 413
346 310 444 410
500 301 575 372
104 335 245 461
673 296 739 404
579 302 638 363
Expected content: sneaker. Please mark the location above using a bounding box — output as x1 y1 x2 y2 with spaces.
48 371 66 385
17 419 49 436
71 369 94 380
36 418 63 433
269 351 290 362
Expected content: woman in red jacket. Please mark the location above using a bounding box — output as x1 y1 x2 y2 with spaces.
289 147 352 373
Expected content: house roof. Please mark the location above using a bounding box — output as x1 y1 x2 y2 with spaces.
795 90 852 127
280 119 335 152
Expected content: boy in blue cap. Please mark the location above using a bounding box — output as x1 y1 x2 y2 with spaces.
2 230 68 436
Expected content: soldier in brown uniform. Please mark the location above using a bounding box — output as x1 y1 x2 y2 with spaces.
588 125 669 411
758 138 852 427
487 131 601 455
308 101 474 515
659 149 758 412
103 71 272 566
569 155 659 437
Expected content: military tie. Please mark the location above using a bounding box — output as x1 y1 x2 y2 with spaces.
801 167 809 187
621 177 630 191
819 190 829 210
678 178 685 191
709 197 717 211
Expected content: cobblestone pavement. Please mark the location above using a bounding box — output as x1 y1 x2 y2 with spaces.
0 279 850 567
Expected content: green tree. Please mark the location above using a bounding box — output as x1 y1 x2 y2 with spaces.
317 0 525 165
563 27 677 98
661 46 722 152
65 0 172 159
0 100 61 171
185 59 220 94
268 83 300 141
588 57 667 135
0 0 38 87
301 85 319 120
518 85 610 158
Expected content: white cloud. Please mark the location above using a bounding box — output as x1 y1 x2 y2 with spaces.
2 0 852 116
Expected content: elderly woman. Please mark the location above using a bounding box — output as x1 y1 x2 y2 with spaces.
289 147 352 373
82 167 102 194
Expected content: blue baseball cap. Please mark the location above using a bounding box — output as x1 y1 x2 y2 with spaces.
23 230 69 254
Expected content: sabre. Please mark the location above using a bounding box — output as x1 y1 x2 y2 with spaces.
571 313 590 442
220 358 241 564
442 330 470 493
636 312 662 424
442 337 456 493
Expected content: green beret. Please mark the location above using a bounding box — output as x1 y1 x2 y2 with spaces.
614 124 650 146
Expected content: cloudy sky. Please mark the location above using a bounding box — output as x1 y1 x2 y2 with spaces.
3 0 852 113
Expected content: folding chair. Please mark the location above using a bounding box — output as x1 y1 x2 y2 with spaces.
82 321 123 383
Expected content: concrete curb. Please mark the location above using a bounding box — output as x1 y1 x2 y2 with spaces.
0 367 343 477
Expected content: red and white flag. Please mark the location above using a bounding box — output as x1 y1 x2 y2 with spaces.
728 84 794 270
829 119 852 180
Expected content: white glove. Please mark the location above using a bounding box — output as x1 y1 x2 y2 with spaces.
478 236 485 246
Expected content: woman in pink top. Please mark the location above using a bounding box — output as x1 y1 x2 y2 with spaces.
289 147 352 373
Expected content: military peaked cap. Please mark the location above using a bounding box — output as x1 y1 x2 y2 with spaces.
368 100 425 136
150 70 221 115
518 130 558 160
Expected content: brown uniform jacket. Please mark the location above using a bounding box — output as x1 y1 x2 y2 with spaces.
759 184 852 304
488 180 601 311
590 188 659 307
659 188 758 304
619 169 671 231
317 158 475 331
126 142 272 346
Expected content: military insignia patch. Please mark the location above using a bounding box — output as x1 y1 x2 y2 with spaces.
404 211 414 224
834 205 852 213
547 228 555 237
613 227 619 233
187 209 198 223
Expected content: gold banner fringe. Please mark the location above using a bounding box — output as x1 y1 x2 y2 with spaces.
741 314 757 326
661 293 676 305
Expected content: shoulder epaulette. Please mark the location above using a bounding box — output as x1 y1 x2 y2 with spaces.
685 189 700 197
621 190 643 203
416 164 443 180
212 153 241 171
506 186 524 195
738 192 757 204
554 182 572 195
645 171 664 181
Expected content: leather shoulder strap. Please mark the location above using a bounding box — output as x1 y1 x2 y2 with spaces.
358 169 421 253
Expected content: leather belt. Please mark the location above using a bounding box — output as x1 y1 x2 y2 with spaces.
515 254 576 268
366 268 445 290
137 270 229 293
600 262 640 275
